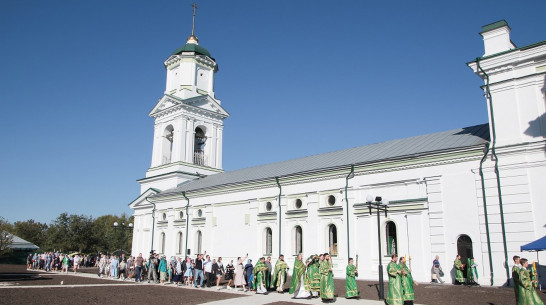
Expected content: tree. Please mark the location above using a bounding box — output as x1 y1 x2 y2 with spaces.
0 217 13 256
92 213 133 255
12 219 48 249
45 213 95 253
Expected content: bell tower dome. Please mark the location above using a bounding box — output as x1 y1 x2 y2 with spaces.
138 3 229 193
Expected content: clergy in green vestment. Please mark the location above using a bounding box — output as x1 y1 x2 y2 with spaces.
386 254 403 305
319 253 335 301
400 257 415 304
466 258 479 285
513 256 522 303
345 257 359 299
289 254 311 298
270 255 289 292
453 255 465 284
518 258 544 305
307 255 321 297
529 261 544 305
253 257 268 294
265 257 272 290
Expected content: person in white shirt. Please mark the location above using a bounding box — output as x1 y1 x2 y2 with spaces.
73 255 81 272
204 255 213 287
174 257 183 286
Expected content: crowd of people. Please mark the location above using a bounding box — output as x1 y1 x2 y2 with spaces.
98 250 358 302
26 250 543 304
26 252 92 272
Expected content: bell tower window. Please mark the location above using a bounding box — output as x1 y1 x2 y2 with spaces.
194 127 207 166
162 125 174 164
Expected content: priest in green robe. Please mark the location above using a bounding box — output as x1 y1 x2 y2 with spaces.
386 254 403 305
466 258 479 285
270 254 289 292
345 257 359 299
518 258 544 305
265 257 272 290
307 255 321 297
400 257 415 304
289 254 311 298
319 253 335 301
453 255 465 285
253 257 268 294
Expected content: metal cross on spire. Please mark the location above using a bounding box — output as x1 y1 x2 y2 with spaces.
191 3 198 36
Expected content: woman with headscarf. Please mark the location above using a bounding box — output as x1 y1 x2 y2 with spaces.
234 254 248 291
245 259 254 290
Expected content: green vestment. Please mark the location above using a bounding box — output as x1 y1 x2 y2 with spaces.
466 258 474 283
386 262 403 305
518 267 543 305
270 259 289 289
513 265 522 302
401 264 414 301
307 260 320 293
253 261 268 290
319 260 335 300
530 266 543 305
289 259 309 294
454 258 465 283
345 264 358 298
265 265 271 288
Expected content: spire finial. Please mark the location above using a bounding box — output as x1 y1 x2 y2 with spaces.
191 3 198 36
187 3 199 45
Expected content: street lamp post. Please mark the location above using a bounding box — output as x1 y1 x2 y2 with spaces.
366 195 389 300
113 222 134 256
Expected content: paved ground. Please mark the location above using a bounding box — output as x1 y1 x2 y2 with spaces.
1 264 545 305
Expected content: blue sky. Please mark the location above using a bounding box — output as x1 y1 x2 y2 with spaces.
1 0 545 224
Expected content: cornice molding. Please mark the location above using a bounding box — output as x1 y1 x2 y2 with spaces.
151 95 228 121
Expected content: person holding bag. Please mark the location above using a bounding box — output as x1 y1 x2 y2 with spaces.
431 255 444 284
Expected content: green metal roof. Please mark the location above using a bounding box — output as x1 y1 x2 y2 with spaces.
480 20 510 34
172 43 212 57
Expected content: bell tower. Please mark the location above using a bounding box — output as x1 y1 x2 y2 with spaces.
139 4 229 193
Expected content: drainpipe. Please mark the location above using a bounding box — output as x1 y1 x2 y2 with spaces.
275 177 282 256
479 143 494 286
145 197 156 253
182 191 190 257
477 58 510 284
345 164 354 262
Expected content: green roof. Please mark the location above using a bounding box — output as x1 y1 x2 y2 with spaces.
480 20 510 34
172 43 212 58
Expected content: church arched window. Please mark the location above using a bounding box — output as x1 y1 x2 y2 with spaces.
194 127 207 165
160 232 166 254
177 232 183 254
328 224 338 255
385 221 397 256
265 227 272 255
294 226 302 254
162 125 174 164
196 230 202 254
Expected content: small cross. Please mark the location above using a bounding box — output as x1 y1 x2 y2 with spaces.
191 3 198 35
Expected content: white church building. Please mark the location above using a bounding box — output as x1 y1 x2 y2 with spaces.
130 20 546 286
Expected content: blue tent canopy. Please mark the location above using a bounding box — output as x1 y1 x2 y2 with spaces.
521 235 546 251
